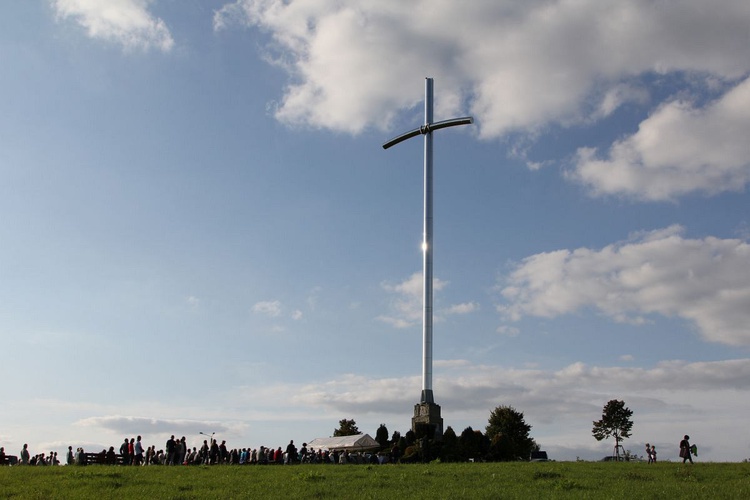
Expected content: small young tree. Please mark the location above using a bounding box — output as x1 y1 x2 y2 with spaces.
592 399 634 460
333 418 360 437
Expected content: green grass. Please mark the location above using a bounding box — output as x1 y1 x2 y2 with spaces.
1 462 749 499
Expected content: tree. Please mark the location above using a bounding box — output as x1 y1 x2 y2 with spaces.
404 429 416 446
458 426 488 461
397 435 407 455
375 424 389 449
485 405 535 461
439 426 460 462
592 399 634 460
390 430 401 444
333 418 360 437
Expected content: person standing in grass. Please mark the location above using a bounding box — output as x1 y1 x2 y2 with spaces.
166 435 176 465
646 443 652 463
120 438 130 465
209 439 219 464
178 437 187 465
286 440 297 464
134 436 144 466
679 435 693 464
651 445 657 463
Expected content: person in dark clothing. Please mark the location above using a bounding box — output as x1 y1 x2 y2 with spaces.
285 440 297 464
209 439 219 465
219 440 228 464
166 435 176 465
120 438 130 465
679 435 693 464
106 447 117 465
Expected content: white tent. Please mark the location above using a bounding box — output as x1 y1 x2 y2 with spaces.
306 434 380 451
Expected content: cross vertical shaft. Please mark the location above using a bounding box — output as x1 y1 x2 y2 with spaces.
383 78 473 409
422 78 434 404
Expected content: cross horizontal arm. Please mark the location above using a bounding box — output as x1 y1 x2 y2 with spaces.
429 116 473 132
382 127 422 150
382 116 474 150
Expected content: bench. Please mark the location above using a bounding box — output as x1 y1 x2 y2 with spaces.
83 452 124 465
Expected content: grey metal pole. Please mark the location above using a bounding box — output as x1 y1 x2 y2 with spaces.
382 78 473 406
422 78 434 404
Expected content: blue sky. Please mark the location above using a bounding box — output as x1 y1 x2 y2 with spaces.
2 0 750 462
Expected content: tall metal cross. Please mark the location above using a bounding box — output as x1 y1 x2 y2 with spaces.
383 78 473 405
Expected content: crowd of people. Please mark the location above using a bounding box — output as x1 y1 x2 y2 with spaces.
1 437 392 467
2 435 697 466
0 444 61 466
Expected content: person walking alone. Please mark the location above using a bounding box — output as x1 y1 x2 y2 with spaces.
679 435 693 464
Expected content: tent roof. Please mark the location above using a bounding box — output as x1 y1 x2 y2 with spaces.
306 434 380 451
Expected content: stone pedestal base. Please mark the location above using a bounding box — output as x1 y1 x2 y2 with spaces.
412 402 443 440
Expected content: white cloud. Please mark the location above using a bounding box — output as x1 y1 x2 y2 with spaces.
76 415 230 435
377 272 447 329
496 325 520 337
213 1 750 202
291 310 303 320
592 83 649 120
445 302 479 315
214 0 750 138
252 300 282 317
571 77 750 200
497 226 750 346
381 272 427 297
52 0 174 52
306 286 323 310
292 374 417 413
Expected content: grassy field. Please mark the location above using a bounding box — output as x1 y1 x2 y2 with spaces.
1 462 749 499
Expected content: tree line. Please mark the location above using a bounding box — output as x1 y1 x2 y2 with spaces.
333 405 538 462
334 399 635 463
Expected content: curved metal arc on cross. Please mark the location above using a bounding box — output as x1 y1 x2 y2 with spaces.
382 117 474 150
